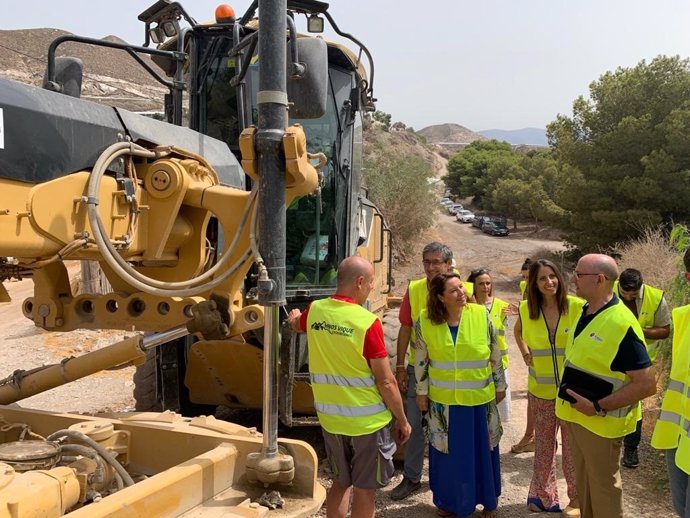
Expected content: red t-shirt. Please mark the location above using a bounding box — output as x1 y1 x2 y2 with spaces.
399 289 413 327
298 295 387 360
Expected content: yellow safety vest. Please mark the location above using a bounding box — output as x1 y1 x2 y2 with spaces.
652 305 690 451
520 280 527 299
408 276 475 364
488 298 510 370
520 296 584 400
418 304 495 406
555 301 644 438
307 298 391 435
614 281 665 362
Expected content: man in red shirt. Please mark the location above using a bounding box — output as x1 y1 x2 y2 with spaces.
288 256 410 518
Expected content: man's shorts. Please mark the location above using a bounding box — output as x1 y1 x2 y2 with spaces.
322 424 396 490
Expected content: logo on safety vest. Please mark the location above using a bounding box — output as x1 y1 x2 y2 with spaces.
588 332 603 343
311 321 354 337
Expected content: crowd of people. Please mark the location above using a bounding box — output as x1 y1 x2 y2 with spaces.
287 241 690 518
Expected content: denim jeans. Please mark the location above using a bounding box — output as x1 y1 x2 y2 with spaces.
403 365 425 483
667 448 690 517
623 416 642 450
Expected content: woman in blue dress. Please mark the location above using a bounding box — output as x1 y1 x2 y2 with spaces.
414 272 506 518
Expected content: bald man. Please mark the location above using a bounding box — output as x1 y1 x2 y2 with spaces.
556 254 656 518
288 256 411 518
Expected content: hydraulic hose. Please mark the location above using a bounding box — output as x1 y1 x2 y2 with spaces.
47 429 135 487
85 142 258 297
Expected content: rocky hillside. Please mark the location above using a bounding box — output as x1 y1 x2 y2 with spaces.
0 28 166 112
417 123 486 153
368 125 448 179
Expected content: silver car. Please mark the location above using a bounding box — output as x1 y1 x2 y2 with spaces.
456 209 475 223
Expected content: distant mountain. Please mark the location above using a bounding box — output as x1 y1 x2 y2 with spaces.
417 123 486 153
479 128 548 146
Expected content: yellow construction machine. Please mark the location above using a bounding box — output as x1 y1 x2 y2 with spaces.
0 0 392 515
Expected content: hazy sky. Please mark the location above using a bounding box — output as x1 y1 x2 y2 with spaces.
4 1 690 131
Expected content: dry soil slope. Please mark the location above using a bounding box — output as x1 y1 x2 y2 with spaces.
0 28 166 112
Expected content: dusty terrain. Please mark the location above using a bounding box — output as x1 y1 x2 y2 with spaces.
0 211 675 517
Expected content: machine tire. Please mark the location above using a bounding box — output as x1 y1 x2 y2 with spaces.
133 348 162 412
382 307 401 370
133 342 216 416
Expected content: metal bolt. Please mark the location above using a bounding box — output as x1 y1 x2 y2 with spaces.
151 170 172 191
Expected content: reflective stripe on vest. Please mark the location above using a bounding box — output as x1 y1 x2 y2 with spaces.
555 300 643 438
528 367 556 386
520 296 583 400
653 305 690 453
307 298 391 435
314 401 388 417
489 298 510 369
310 373 376 387
419 304 495 406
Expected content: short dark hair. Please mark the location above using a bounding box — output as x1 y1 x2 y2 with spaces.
521 258 533 272
684 249 690 273
526 259 569 320
618 268 643 291
422 242 453 263
427 272 462 324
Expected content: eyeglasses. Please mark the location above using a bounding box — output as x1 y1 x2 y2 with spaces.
470 267 490 275
572 272 601 279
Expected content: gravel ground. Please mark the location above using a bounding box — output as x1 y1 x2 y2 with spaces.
0 211 676 517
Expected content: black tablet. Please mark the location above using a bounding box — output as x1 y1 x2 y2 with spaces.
558 365 614 403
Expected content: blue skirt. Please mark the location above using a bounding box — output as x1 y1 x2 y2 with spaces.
429 404 501 517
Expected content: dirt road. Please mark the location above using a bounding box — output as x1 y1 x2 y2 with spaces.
0 212 675 517
375 212 674 517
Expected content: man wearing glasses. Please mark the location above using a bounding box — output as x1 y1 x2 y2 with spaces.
391 242 454 500
556 254 656 518
615 268 671 469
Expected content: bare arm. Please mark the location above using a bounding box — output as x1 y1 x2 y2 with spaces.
643 324 670 341
513 317 532 366
645 297 671 340
287 308 302 332
395 325 412 392
371 356 411 443
566 366 657 416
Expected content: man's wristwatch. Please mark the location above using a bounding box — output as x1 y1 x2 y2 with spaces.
592 399 607 417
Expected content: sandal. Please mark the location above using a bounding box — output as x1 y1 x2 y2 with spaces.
436 508 453 517
511 437 535 453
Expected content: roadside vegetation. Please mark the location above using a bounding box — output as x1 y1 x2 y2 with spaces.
362 114 437 259
444 55 690 253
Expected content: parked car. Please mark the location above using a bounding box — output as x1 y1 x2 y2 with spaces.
439 197 452 205
482 221 510 236
472 215 491 228
448 203 464 215
456 209 475 223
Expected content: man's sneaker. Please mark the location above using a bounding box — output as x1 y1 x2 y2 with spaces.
622 448 639 468
390 477 421 500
